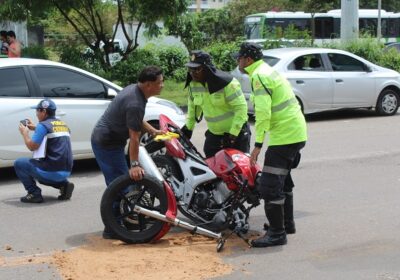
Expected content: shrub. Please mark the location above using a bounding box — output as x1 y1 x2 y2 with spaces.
21 45 49 59
150 45 188 79
111 48 161 86
204 40 240 72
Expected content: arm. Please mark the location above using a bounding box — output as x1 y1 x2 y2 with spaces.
185 91 197 131
142 120 162 136
19 121 46 151
226 79 248 136
128 129 144 181
250 77 272 164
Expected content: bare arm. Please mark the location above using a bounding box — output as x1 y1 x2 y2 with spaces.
128 129 144 181
142 120 162 136
19 124 39 151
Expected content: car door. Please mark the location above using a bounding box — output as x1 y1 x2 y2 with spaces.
30 66 114 158
286 53 334 113
326 53 375 107
0 66 42 165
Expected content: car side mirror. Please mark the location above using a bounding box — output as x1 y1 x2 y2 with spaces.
106 88 117 99
364 64 373 73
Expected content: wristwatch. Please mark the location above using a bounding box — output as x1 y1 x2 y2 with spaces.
130 160 140 168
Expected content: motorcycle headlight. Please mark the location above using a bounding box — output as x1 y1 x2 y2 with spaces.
156 100 184 115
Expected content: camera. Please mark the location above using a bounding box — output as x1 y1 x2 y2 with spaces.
20 119 29 126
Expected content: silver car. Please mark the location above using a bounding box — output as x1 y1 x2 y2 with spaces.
232 48 400 116
0 58 186 168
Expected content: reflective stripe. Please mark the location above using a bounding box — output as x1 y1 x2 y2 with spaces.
270 71 280 80
254 88 269 96
270 199 285 205
191 86 205 92
204 111 234 122
271 97 297 113
225 89 242 102
47 132 71 138
262 165 289 175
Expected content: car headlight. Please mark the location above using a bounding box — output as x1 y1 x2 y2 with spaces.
156 100 184 115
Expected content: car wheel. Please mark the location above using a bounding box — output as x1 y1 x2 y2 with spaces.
376 89 399 116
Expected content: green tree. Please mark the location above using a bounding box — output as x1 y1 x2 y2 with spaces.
0 0 188 70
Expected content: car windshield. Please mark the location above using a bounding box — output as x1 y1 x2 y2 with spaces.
263 56 280 67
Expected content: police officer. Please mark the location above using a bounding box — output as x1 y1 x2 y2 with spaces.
15 99 74 203
234 42 307 247
182 50 250 158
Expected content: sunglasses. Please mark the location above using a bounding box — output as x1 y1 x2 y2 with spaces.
188 67 202 74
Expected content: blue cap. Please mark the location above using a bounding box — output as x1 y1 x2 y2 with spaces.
31 99 57 111
185 50 214 68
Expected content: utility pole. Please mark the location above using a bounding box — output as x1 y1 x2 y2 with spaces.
377 0 382 40
341 0 359 42
196 0 201 13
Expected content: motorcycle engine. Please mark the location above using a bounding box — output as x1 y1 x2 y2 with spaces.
211 180 232 205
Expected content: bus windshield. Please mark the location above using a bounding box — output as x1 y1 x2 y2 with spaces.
245 16 263 40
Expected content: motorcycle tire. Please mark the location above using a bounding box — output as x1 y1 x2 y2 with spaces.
100 174 168 244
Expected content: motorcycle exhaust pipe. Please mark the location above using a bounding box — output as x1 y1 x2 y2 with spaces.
133 205 222 240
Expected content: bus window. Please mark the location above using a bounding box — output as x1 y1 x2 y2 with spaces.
315 17 334 39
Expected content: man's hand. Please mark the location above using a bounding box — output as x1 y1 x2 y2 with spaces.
18 123 29 136
26 118 36 131
250 147 261 164
129 166 145 181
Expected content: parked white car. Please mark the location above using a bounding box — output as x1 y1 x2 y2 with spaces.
0 58 185 168
232 48 400 116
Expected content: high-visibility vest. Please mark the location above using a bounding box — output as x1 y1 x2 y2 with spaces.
186 78 248 136
245 60 307 146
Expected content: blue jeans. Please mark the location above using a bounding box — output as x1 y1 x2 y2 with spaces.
14 158 69 195
91 140 128 187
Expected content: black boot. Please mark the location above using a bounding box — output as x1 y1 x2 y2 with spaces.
252 203 287 248
284 192 296 234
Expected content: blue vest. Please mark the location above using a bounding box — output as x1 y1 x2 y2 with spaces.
32 117 73 172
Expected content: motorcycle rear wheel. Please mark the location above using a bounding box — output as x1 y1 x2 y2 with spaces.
100 174 168 244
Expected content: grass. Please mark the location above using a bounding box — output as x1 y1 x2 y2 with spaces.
160 80 188 106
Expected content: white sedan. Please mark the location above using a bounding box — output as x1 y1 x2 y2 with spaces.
232 48 400 116
0 58 186 168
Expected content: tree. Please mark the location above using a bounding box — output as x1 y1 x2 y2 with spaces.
0 0 188 71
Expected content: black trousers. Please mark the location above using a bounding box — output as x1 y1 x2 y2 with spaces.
258 141 306 202
203 123 251 158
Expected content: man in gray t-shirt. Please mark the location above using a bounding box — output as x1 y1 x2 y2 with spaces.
91 66 164 186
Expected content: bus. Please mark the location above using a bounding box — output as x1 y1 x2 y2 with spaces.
244 9 400 44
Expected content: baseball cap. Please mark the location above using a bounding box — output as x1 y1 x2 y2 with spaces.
185 50 213 68
31 99 57 111
232 42 263 60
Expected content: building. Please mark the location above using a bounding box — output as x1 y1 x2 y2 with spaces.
188 0 232 13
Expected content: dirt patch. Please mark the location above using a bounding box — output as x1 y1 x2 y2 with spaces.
1 231 259 279
53 232 236 280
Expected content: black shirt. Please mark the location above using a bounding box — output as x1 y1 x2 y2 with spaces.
91 84 147 148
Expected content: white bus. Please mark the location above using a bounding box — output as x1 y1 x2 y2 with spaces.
244 9 400 44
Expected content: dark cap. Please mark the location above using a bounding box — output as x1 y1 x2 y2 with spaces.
31 99 57 111
185 50 213 68
233 42 263 60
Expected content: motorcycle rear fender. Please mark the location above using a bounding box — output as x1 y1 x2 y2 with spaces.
151 181 177 242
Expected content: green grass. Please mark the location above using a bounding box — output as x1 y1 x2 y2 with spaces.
160 80 188 106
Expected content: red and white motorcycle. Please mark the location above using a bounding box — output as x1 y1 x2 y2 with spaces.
100 114 261 251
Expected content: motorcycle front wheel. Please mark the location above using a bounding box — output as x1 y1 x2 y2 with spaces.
100 174 168 244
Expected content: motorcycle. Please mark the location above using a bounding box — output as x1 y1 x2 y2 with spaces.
100 114 261 251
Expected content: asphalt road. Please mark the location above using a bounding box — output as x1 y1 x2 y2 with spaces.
1 109 400 279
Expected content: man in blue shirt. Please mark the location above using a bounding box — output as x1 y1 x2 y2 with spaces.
14 99 74 203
